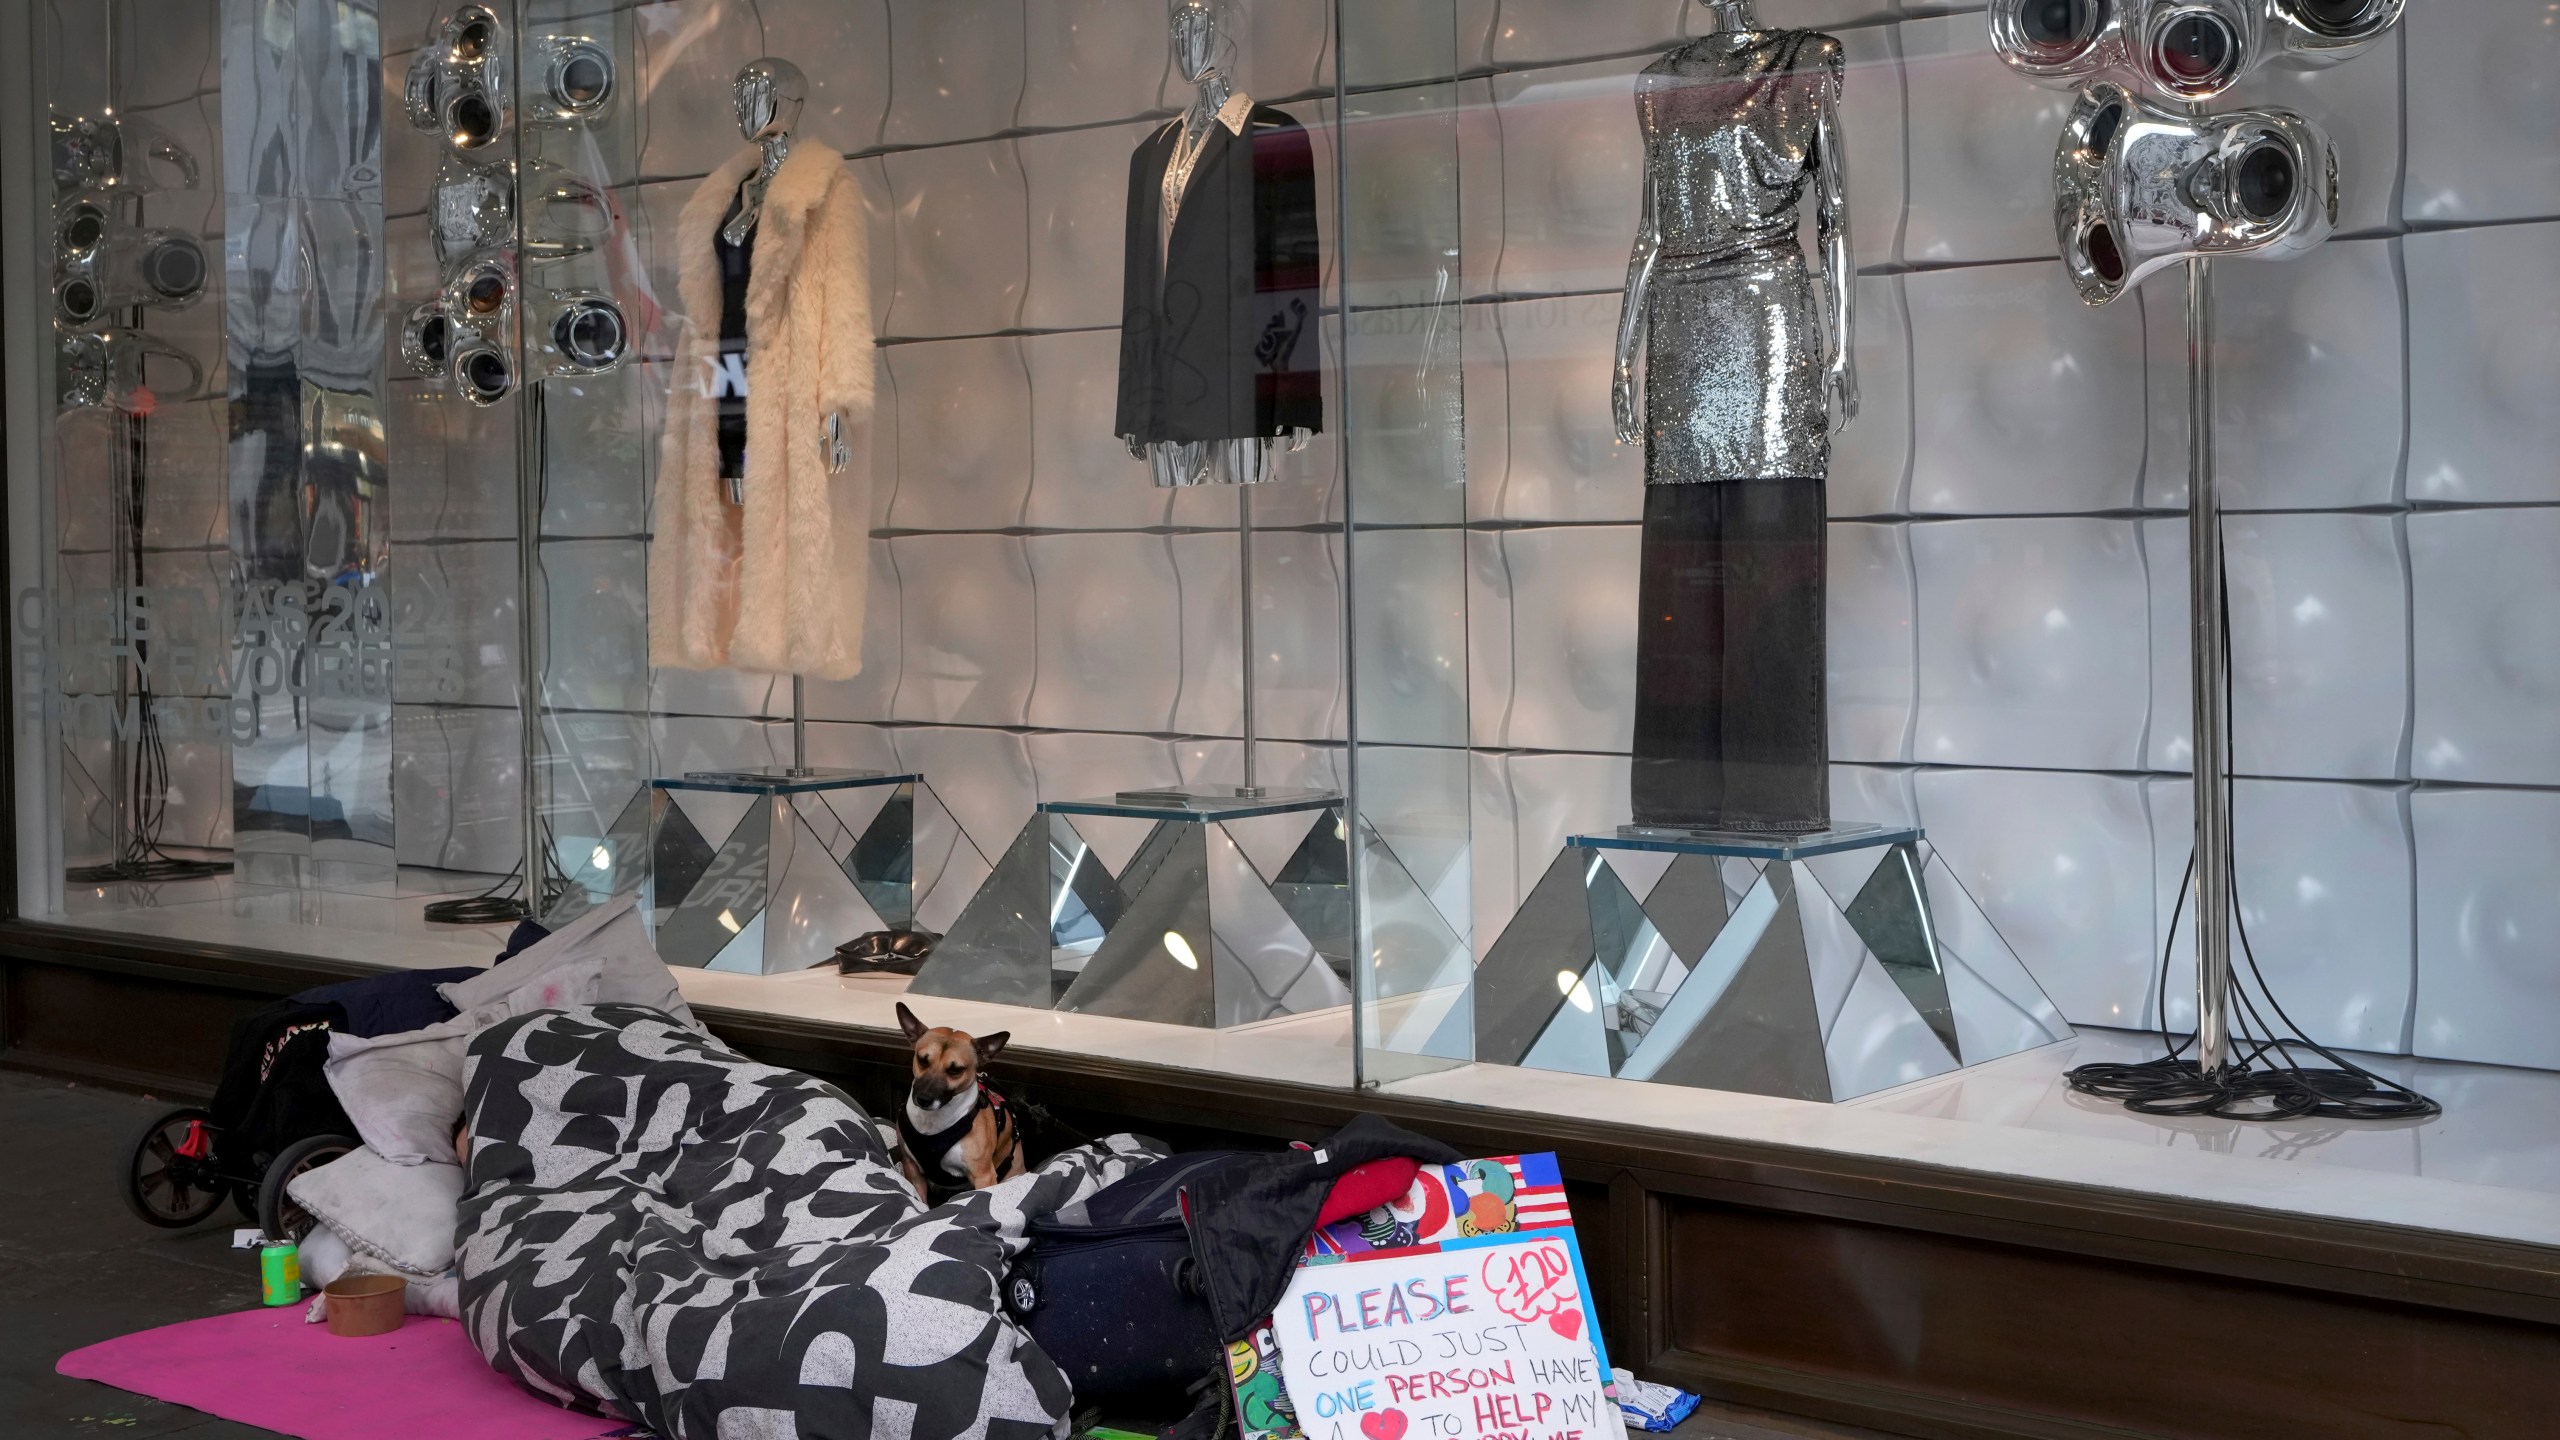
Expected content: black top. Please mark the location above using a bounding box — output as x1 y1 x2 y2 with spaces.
1114 104 1325 447
713 190 754 482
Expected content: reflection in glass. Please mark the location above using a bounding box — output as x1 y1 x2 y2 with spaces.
220 0 393 891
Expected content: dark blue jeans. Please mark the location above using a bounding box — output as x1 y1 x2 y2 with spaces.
1630 477 1829 833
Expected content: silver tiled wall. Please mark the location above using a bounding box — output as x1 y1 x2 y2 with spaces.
366 2 2560 1071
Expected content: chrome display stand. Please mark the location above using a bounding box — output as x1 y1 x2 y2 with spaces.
1475 825 2070 1102
645 770 924 974
912 790 1354 1027
912 784 1469 1031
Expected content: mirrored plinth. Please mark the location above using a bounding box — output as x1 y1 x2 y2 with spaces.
1609 822 1922 859
1476 827 2072 1102
647 772 982 975
912 791 1470 1032
683 766 883 785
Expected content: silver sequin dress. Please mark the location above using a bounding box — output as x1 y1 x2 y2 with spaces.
1636 29 1842 485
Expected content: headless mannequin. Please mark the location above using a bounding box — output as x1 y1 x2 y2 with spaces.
1119 0 1312 488
1616 1 1856 445
1611 0 1858 834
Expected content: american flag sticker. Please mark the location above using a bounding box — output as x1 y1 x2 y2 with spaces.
1510 1152 1574 1229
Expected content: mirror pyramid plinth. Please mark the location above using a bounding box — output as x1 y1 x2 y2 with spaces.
646 772 987 975
913 791 1466 1032
1477 826 2073 1102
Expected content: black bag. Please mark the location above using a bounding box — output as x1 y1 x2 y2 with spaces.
1010 1150 1238 1407
208 998 355 1173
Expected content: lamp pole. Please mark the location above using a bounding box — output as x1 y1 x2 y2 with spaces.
2185 255 2232 1073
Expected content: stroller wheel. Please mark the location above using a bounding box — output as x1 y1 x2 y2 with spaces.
121 1107 228 1229
258 1133 358 1246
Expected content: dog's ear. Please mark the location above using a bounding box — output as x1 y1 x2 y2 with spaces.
895 1002 927 1042
975 1031 1010 1063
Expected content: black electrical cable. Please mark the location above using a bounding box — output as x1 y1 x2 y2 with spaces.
423 817 574 925
429 376 578 927
422 845 562 925
422 871 532 926
69 405 232 886
2064 529 2439 1123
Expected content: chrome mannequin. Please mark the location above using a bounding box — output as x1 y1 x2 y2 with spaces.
720 58 854 497
723 58 802 246
1613 0 1856 448
1119 1 1318 800
1989 0 2403 101
1610 0 1855 833
708 58 860 780
1121 0 1313 490
2054 82 2335 306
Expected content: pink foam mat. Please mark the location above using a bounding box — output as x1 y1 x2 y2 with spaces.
56 1308 633 1440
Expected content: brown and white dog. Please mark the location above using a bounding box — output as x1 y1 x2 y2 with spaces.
892 1002 1025 1201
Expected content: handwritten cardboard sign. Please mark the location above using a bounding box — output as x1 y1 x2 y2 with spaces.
1271 1230 1627 1440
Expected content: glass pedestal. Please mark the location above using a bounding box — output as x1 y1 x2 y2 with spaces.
1475 825 2072 1102
646 772 973 975
908 788 1339 1028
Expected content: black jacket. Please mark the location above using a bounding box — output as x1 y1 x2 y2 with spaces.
1115 103 1325 447
1181 1114 1461 1343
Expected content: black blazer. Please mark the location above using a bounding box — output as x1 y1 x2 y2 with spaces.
1114 104 1325 447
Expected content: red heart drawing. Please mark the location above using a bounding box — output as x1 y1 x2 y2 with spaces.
1361 1408 1410 1440
1549 1307 1584 1341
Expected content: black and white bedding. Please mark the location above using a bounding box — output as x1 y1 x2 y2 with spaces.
456 1003 1163 1440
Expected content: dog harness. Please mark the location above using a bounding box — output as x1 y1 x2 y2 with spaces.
900 1082 1016 1198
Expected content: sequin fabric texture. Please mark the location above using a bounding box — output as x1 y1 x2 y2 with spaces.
1636 29 1842 485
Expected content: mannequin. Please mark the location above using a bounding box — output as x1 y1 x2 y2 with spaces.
648 56 875 690
718 59 854 501
1113 0 1326 799
1115 0 1323 488
1612 0 1856 833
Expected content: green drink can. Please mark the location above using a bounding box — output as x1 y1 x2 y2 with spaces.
259 1242 300 1306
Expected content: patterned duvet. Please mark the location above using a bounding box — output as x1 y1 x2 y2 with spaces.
456 1003 1161 1440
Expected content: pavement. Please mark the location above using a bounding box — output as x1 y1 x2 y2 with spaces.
1 1068 280 1438
0 1066 1898 1440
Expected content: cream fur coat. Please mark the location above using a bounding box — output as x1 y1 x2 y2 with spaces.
650 141 874 680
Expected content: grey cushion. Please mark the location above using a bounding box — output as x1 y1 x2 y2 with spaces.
435 893 695 1027
286 1143 468 1279
325 956 605 1165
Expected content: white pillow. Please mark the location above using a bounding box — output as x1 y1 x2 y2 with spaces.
325 955 606 1165
286 1143 467 1279
435 893 696 1027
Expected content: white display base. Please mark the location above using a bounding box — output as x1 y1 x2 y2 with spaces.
38 897 2560 1251
686 966 2560 1252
